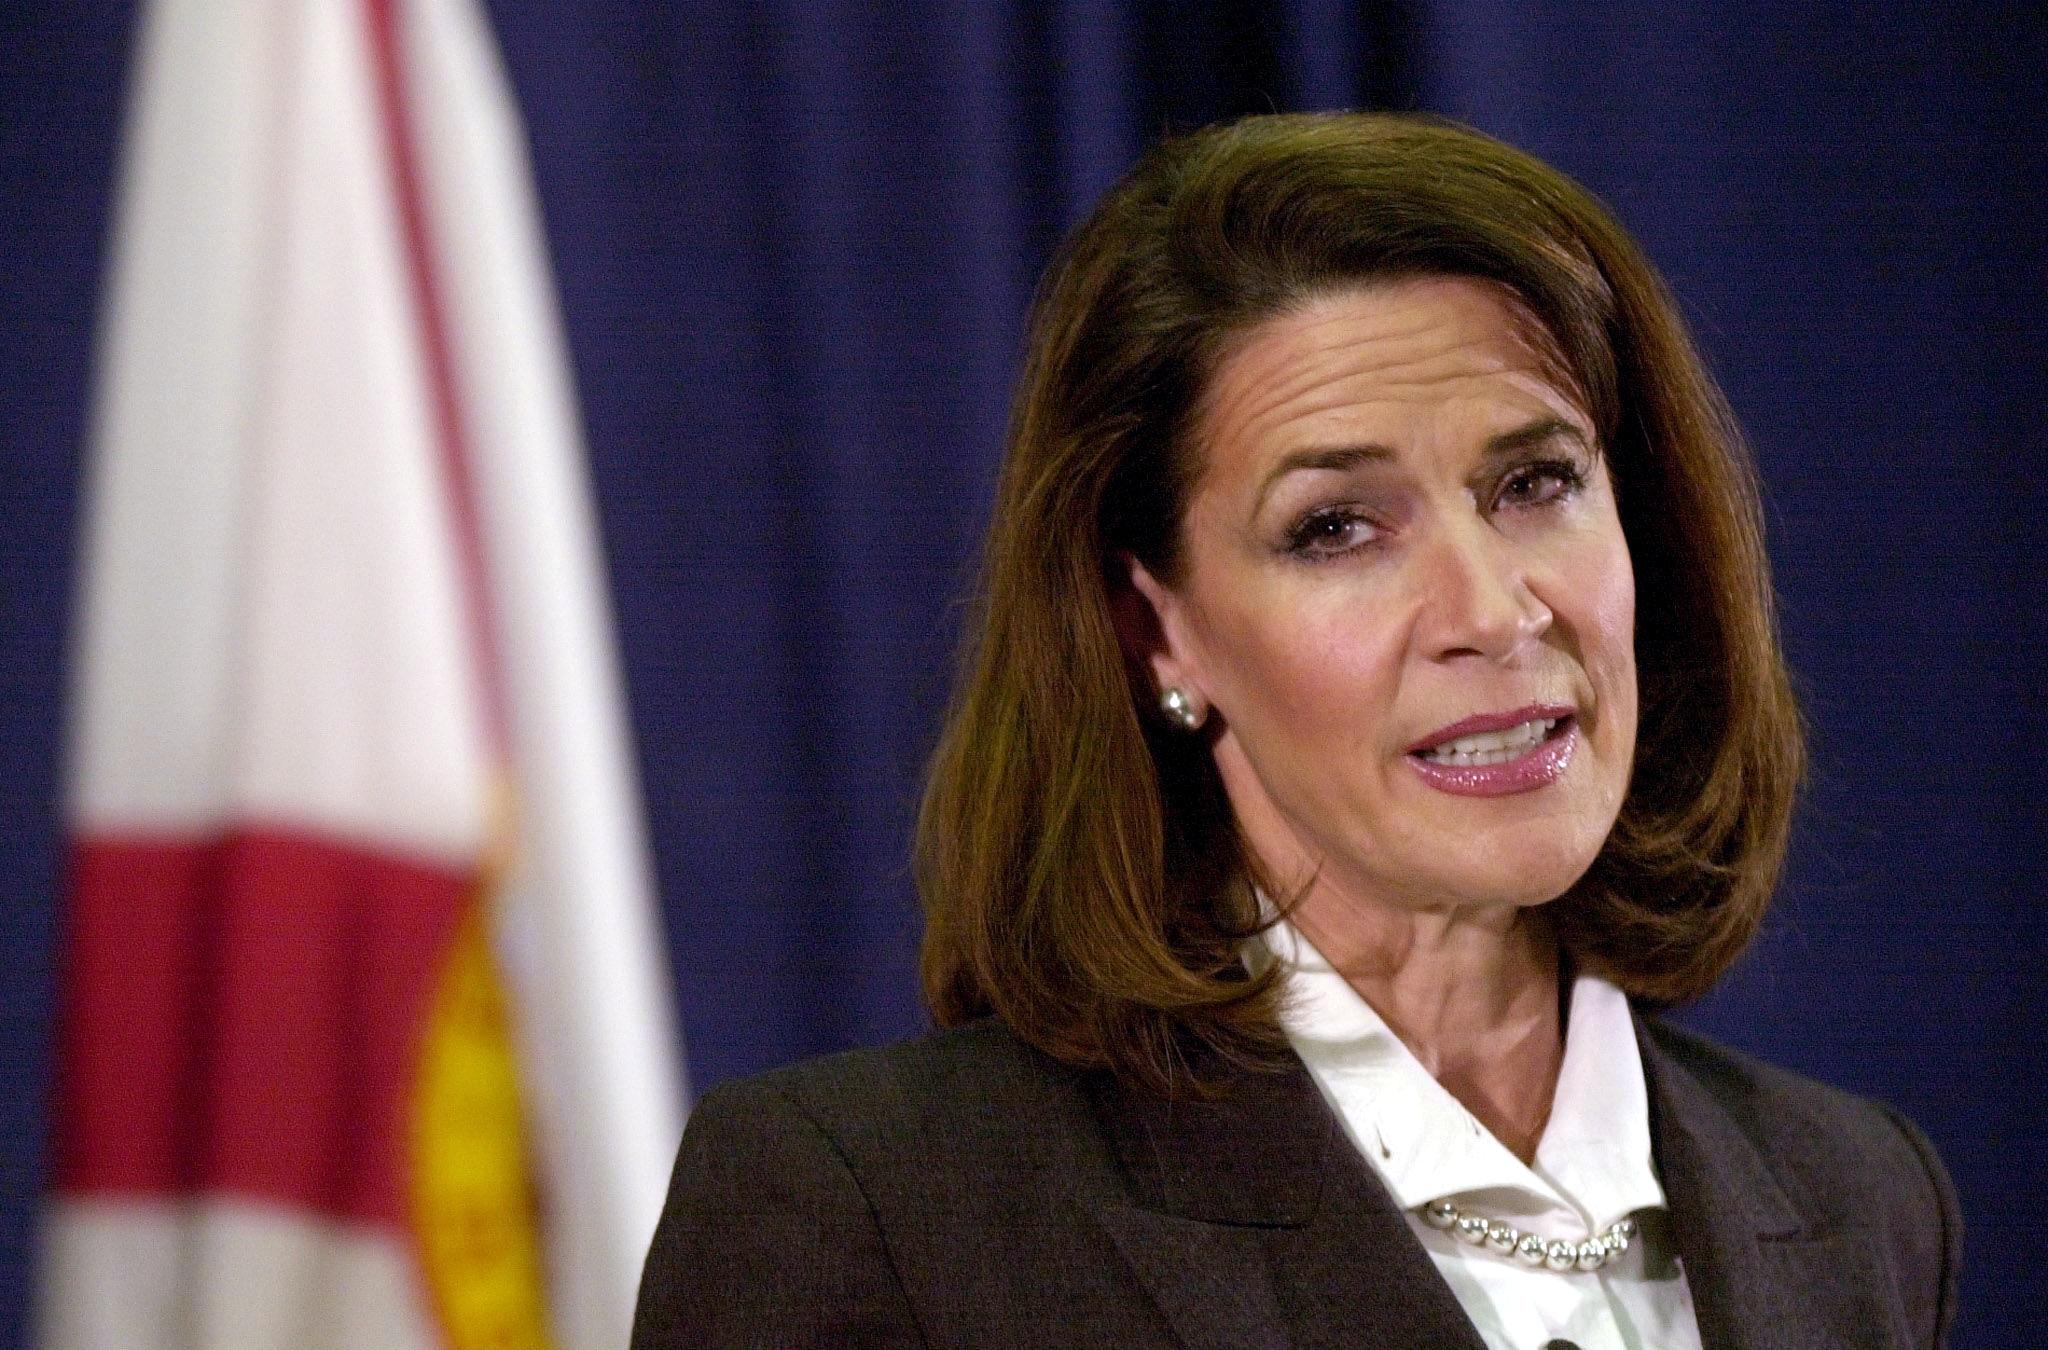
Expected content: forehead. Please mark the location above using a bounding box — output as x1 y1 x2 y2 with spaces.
1196 277 1589 466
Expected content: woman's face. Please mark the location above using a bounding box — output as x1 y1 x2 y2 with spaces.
1128 277 1637 919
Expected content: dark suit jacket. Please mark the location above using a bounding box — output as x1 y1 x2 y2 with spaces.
633 1015 1959 1348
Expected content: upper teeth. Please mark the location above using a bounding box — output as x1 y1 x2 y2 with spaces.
1420 718 1557 766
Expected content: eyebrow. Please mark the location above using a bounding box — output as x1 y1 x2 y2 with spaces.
1251 444 1394 514
1484 417 1591 460
1250 417 1593 516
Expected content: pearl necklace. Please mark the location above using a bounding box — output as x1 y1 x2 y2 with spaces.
1421 1198 1638 1273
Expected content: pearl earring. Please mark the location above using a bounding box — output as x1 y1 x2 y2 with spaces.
1159 686 1205 732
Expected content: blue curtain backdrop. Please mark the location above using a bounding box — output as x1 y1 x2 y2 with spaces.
3 2 2041 1345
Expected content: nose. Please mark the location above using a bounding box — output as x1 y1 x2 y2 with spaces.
1416 517 1551 663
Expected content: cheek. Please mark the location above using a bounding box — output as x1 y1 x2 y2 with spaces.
1567 530 1638 728
1192 584 1404 741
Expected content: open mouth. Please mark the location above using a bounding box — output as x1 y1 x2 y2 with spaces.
1411 714 1573 768
1403 706 1580 796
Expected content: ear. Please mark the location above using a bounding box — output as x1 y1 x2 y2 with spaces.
1108 552 1207 718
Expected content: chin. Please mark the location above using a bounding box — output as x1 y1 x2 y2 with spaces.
1415 784 1619 903
1414 867 1578 913
1423 828 1605 912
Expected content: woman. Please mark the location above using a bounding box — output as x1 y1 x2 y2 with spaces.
633 113 1958 1349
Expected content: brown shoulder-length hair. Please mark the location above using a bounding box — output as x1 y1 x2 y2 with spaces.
916 112 1803 1094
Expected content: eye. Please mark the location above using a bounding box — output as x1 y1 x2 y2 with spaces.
1285 506 1380 560
1494 458 1586 512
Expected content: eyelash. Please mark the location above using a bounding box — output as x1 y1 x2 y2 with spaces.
1284 506 1379 560
1497 458 1587 510
1282 459 1590 562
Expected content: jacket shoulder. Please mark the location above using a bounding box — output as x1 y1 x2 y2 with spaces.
1640 1016 1961 1347
1639 1016 1945 1201
709 1019 1118 1204
638 1023 1161 1348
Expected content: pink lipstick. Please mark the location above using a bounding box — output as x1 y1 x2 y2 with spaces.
1406 704 1577 798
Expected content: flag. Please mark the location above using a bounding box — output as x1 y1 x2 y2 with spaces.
40 0 685 1345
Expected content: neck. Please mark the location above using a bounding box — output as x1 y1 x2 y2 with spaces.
1287 882 1565 1164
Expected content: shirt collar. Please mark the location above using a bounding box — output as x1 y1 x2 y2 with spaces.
1255 918 1665 1236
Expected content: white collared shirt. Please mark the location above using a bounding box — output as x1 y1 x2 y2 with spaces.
1259 920 1704 1350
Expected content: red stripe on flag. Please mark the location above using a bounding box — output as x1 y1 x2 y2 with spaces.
51 829 471 1228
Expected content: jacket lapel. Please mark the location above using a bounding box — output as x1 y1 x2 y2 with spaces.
1086 1058 1486 1350
1639 1017 1912 1350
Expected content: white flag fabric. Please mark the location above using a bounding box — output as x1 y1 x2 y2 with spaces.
41 0 685 1346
